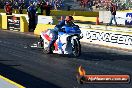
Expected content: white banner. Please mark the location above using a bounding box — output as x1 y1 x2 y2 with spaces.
81 29 132 50
99 11 132 25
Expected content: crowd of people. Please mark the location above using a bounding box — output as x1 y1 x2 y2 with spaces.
0 0 65 10
76 0 132 11
4 1 57 14
3 0 65 32
4 1 53 15
1 0 132 12
4 1 53 32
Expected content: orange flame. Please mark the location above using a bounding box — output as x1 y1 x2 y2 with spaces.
78 66 86 76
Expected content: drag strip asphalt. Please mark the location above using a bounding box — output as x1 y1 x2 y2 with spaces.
0 30 132 88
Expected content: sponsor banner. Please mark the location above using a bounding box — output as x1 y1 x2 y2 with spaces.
115 12 126 25
125 13 132 25
14 17 20 31
7 16 14 30
83 75 130 83
81 29 132 50
100 11 132 25
7 16 20 31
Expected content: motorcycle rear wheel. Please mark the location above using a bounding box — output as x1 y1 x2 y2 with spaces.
42 39 49 54
42 39 54 54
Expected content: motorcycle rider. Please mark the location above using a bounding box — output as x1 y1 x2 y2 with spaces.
48 16 76 54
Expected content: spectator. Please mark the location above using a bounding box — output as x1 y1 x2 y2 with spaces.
36 3 41 27
4 2 12 15
108 3 117 26
0 1 4 9
53 0 58 10
67 5 71 11
80 0 84 8
19 4 24 14
36 3 41 15
40 2 46 15
12 1 18 9
88 0 93 11
79 0 88 10
51 0 64 10
44 2 52 16
27 2 36 32
84 0 88 8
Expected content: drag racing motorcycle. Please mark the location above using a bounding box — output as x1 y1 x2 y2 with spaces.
39 25 82 57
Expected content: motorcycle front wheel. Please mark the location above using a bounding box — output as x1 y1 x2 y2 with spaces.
72 39 81 57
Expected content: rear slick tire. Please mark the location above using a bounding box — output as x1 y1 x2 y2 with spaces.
42 39 49 54
42 39 54 54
